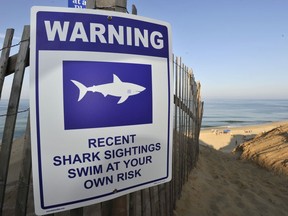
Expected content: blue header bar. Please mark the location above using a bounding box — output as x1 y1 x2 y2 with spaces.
36 11 169 58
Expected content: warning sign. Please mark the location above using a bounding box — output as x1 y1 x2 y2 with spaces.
30 6 173 214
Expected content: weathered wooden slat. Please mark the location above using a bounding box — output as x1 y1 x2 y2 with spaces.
84 203 101 215
0 25 30 214
0 28 14 98
5 49 30 76
129 190 141 216
5 52 29 78
141 188 151 216
176 57 182 200
187 70 194 171
179 61 185 196
86 0 96 9
186 73 191 172
158 184 166 216
94 0 127 12
172 130 177 209
149 186 160 216
186 68 190 180
101 199 114 216
111 195 128 216
172 55 177 210
183 64 188 184
183 67 188 182
165 182 172 216
15 113 31 216
132 4 137 15
55 211 68 216
70 207 83 216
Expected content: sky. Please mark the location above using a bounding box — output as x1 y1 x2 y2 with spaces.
1 0 288 100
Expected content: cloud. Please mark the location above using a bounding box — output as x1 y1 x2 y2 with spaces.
0 32 21 40
12 35 21 41
0 33 5 39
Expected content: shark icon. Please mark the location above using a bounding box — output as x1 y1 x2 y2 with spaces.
71 74 146 104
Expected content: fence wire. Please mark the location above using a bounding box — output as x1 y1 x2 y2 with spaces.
0 39 29 52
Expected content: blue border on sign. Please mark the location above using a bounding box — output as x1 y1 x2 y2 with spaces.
36 11 169 57
34 9 172 211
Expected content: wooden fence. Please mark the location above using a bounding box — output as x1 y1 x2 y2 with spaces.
0 26 203 216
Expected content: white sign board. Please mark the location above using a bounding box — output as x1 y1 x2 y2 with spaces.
30 6 173 215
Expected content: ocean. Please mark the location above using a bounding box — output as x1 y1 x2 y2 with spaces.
0 99 29 140
202 99 288 128
1 99 288 140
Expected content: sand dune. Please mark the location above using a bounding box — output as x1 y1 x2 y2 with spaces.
234 123 288 176
175 121 288 216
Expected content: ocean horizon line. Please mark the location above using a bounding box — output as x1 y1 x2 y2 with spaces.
201 99 288 129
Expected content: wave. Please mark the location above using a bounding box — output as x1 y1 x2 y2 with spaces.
0 99 29 140
220 120 248 124
201 120 274 128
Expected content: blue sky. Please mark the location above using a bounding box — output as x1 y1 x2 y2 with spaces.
1 0 288 100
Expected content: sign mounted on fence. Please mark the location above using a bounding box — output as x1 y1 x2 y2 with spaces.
30 6 173 215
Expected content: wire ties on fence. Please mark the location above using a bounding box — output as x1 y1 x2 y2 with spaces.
0 108 29 118
173 60 192 71
0 38 30 52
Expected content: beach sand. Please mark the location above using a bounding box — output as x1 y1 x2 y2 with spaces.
175 121 288 216
199 121 288 153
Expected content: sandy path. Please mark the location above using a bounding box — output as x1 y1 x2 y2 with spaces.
175 122 288 216
174 145 288 216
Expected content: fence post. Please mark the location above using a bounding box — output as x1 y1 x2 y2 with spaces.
14 112 31 216
85 1 129 216
0 29 14 99
132 4 137 15
87 0 127 12
0 25 30 215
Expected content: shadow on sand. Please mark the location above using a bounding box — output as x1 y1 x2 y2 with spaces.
200 132 257 153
